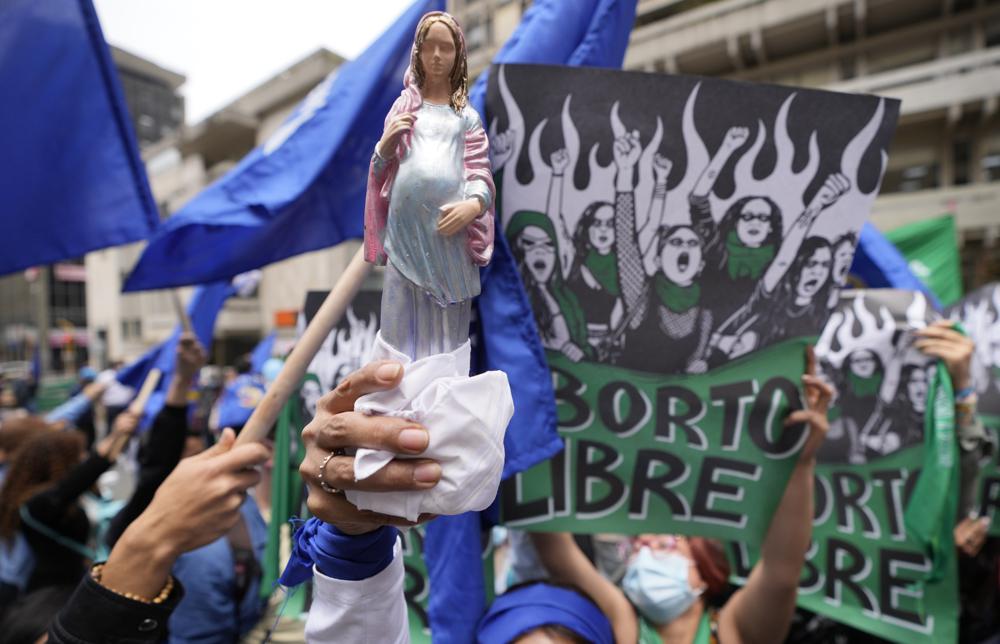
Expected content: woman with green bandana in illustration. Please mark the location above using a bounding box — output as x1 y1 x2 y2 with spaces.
818 348 884 464
507 210 592 362
689 126 785 322
547 148 625 357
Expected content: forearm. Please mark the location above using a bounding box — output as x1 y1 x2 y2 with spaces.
101 516 179 600
759 458 815 584
164 374 194 408
692 153 730 197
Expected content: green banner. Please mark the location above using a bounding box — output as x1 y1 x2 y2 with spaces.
731 444 959 644
885 215 963 307
502 339 810 544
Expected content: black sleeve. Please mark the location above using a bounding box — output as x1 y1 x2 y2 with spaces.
48 569 183 644
24 453 113 528
105 405 188 549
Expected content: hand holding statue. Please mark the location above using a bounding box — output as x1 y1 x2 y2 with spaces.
299 361 441 535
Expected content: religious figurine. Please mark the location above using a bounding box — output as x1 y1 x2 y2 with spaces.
364 10 495 361
347 11 513 521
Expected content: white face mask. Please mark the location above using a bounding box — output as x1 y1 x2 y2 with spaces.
622 547 702 625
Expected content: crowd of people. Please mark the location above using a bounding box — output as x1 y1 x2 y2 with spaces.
0 312 993 643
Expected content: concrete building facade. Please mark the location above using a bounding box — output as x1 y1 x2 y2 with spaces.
451 0 1000 288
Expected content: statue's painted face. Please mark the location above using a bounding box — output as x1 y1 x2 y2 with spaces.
660 227 703 286
736 198 774 248
518 225 556 283
587 205 615 253
795 246 832 303
420 21 457 87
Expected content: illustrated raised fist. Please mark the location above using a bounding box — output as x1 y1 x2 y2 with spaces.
550 148 570 175
653 153 673 184
613 130 641 170
722 126 750 150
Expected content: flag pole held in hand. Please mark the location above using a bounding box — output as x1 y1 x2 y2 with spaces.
236 247 372 445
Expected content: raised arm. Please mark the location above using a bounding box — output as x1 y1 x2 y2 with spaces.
692 126 748 199
641 154 672 276
761 173 850 294
529 532 638 644
719 347 832 644
613 131 647 324
549 148 575 279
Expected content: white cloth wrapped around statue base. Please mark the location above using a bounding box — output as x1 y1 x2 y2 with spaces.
345 332 514 521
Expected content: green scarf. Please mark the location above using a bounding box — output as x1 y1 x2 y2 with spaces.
846 371 882 398
725 230 775 281
582 250 620 296
653 274 701 314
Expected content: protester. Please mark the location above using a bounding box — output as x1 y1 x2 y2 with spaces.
47 427 270 643
0 408 138 605
104 333 206 549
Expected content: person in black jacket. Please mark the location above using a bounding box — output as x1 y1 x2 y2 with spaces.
0 408 138 602
48 427 270 643
104 333 206 549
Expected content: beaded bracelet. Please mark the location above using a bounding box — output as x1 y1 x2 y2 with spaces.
91 563 174 605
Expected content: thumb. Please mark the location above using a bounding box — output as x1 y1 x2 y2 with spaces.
197 428 236 460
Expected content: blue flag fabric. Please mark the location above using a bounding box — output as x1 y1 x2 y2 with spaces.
249 332 277 374
124 282 236 428
0 0 157 276
426 2 639 643
850 222 941 309
215 373 266 431
122 0 444 291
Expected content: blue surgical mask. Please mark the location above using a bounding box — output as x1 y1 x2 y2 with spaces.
622 546 702 625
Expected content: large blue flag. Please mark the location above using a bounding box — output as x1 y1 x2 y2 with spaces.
850 222 941 308
0 0 158 276
118 282 236 428
426 2 639 642
123 0 443 291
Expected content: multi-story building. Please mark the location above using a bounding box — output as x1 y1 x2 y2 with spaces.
451 0 1000 289
86 48 350 367
111 46 185 148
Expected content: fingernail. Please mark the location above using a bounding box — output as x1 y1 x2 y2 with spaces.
377 363 402 382
414 462 441 484
399 428 428 452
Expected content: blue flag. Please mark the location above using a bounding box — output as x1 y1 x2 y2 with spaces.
249 332 277 374
0 0 157 276
427 2 639 642
850 222 941 309
123 0 444 291
119 282 236 428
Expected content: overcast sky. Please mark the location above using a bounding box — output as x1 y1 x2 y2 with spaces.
92 0 413 123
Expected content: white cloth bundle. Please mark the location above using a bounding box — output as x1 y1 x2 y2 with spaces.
345 332 514 521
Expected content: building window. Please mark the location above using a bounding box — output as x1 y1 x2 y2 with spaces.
984 153 1000 183
953 139 972 186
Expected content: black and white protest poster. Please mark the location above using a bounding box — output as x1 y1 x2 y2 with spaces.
487 64 900 544
299 289 381 420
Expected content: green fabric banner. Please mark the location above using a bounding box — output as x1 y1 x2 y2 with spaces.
502 339 810 544
885 214 963 306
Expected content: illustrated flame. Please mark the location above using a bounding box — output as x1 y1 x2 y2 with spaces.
493 65 890 249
